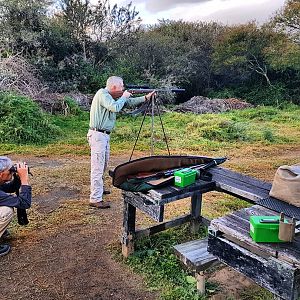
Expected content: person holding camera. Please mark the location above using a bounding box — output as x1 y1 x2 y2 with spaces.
0 156 31 256
87 76 155 209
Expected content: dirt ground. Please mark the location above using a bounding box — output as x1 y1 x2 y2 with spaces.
1 149 298 299
1 155 158 300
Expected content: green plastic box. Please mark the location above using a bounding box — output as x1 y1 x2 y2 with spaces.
249 216 285 243
174 168 197 188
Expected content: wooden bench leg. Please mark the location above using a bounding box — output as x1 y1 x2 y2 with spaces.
196 271 205 294
122 201 136 258
190 192 202 234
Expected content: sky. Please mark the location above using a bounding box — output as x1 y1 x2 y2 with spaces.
111 0 286 25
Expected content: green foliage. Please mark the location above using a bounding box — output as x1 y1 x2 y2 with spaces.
0 93 61 144
1 0 299 104
271 0 300 44
63 97 83 116
210 83 289 106
126 225 216 300
201 120 251 142
240 286 273 300
0 0 50 54
241 83 287 106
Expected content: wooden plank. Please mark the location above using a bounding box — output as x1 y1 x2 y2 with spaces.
191 192 202 233
122 202 136 258
135 214 191 239
210 205 300 267
210 167 272 202
174 238 219 272
208 234 300 300
147 180 216 204
135 215 211 240
211 167 272 191
123 191 164 222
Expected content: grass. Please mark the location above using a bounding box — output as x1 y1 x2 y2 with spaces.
3 101 300 299
1 104 300 157
119 225 217 300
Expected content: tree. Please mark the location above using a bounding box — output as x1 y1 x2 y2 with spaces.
213 23 277 87
0 0 51 55
271 0 300 44
266 0 300 72
115 20 223 98
59 0 140 60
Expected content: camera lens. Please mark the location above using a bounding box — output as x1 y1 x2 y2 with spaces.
9 165 17 173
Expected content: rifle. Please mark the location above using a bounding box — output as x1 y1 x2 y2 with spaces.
147 157 226 187
127 87 185 94
121 157 226 192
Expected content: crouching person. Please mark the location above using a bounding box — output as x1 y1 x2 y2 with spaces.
0 156 31 256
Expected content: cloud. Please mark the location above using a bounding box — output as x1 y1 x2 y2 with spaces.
198 0 284 25
140 0 212 13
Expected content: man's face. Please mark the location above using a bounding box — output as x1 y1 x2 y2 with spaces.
112 81 124 92
0 168 13 185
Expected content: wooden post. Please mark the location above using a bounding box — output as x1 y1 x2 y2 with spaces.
190 192 202 234
122 201 136 258
196 271 205 294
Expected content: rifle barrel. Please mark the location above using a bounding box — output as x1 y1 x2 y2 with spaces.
128 88 185 94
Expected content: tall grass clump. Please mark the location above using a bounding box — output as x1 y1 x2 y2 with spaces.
0 93 61 144
126 225 219 300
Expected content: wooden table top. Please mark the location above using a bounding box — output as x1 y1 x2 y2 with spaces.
210 205 300 267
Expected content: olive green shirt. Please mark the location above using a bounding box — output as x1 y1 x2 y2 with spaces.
89 88 145 132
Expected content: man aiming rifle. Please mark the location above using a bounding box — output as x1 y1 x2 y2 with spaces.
87 76 156 209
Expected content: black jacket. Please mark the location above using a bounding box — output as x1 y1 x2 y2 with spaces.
0 180 32 209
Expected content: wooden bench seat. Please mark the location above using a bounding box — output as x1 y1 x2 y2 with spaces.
174 238 220 294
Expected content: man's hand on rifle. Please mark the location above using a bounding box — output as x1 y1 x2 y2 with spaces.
16 162 29 185
122 90 132 98
145 90 156 101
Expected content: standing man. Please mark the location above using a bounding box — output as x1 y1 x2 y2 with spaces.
0 156 31 256
87 76 155 209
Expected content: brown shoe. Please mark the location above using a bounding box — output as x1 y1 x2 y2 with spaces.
89 201 111 209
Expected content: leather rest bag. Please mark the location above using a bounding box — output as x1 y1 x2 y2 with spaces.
269 165 300 207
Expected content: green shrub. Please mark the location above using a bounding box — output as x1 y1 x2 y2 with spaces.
243 83 287 106
238 107 279 121
262 129 275 142
209 83 288 106
0 93 61 144
63 97 83 116
126 225 211 300
202 121 251 142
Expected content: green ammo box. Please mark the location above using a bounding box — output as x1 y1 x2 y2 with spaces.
174 168 197 188
249 216 285 243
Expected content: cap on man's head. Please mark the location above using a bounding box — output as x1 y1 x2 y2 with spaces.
0 156 12 173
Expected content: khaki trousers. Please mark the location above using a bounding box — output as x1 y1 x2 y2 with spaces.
0 206 13 238
87 129 110 203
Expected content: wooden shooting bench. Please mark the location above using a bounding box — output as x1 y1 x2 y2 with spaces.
121 166 300 298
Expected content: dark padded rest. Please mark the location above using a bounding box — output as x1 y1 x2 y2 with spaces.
257 196 300 220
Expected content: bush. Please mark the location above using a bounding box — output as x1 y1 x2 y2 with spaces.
209 83 288 106
202 120 251 142
0 93 61 144
63 97 83 116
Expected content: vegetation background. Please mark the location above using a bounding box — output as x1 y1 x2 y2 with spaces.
0 0 299 107
0 1 299 299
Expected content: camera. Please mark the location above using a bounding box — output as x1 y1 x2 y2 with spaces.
9 164 32 176
9 164 18 174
